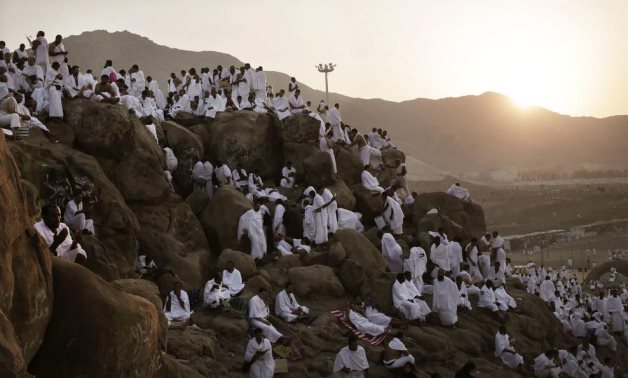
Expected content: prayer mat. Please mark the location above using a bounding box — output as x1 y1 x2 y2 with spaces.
330 310 386 346
228 297 249 317
273 345 302 361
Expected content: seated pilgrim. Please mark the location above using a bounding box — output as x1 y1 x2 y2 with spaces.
34 203 87 264
446 182 471 200
248 288 284 343
275 281 310 322
163 281 192 324
361 165 384 193
203 273 231 309
63 191 95 235
222 260 245 296
383 332 416 372
392 273 431 321
333 336 369 378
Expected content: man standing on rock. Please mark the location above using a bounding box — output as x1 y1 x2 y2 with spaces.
313 187 333 246
34 203 87 264
432 269 459 327
237 200 267 260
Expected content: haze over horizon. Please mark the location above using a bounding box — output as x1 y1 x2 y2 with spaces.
3 0 628 118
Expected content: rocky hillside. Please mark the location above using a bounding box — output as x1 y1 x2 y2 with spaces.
0 100 575 377
63 30 628 174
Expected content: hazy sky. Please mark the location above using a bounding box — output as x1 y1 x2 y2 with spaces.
2 0 627 117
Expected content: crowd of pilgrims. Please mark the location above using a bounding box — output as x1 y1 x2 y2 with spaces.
4 32 627 377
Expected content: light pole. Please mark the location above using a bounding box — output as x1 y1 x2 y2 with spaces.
316 63 336 105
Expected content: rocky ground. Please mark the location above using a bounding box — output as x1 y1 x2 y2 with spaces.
0 99 591 377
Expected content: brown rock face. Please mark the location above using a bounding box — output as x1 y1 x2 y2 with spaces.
199 186 251 256
332 229 387 277
161 121 205 197
216 249 258 279
412 192 486 237
280 114 320 143
9 142 139 280
193 111 283 179
29 259 163 378
303 151 335 188
335 146 363 186
0 133 53 376
288 265 345 299
282 142 320 184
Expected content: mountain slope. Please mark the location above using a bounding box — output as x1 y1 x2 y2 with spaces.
63 30 628 174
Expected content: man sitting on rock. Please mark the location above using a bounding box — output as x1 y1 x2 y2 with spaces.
163 281 192 325
361 165 384 194
34 203 87 264
63 191 95 235
203 273 231 309
446 182 471 201
333 335 369 378
392 273 431 322
248 288 284 343
495 325 524 371
222 260 245 296
280 161 296 189
383 332 416 373
275 234 311 258
275 282 309 323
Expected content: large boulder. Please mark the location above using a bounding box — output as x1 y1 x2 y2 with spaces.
335 146 363 186
216 249 258 279
303 151 335 188
288 265 345 299
351 185 385 225
282 142 320 184
332 229 387 277
199 186 251 257
0 134 53 374
328 179 356 210
360 271 397 314
9 142 139 280
381 148 406 165
338 259 367 296
412 192 486 236
64 99 171 203
161 121 205 197
29 259 163 377
280 114 320 143
131 199 211 290
417 213 470 241
194 111 282 179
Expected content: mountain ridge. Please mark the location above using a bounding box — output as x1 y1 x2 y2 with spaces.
63 30 628 174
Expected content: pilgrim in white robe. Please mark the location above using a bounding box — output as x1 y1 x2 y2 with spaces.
35 36 49 73
254 70 266 100
320 137 337 173
403 246 427 293
245 336 275 378
303 204 316 240
333 346 369 378
495 332 524 369
383 338 415 369
328 107 343 141
238 209 267 259
232 168 248 190
163 290 191 322
191 161 214 198
313 193 329 244
448 241 463 275
148 80 166 109
478 285 499 312
446 184 470 200
64 73 88 98
534 353 561 378
361 170 384 193
34 220 87 262
392 280 430 321
248 295 283 342
63 200 95 234
280 166 296 188
164 147 178 172
204 94 224 118
606 295 624 333
539 279 556 303
203 279 231 308
349 310 386 336
381 233 404 273
272 203 286 236
215 164 232 186
275 289 309 322
466 246 483 283
45 67 64 118
494 286 516 310
570 313 587 338
364 305 391 328
322 188 338 233
337 209 364 232
222 268 245 296
273 96 291 120
458 282 472 310
130 70 145 98
430 243 450 277
432 276 459 326
595 326 617 351
478 252 491 279
383 196 404 234
16 96 50 132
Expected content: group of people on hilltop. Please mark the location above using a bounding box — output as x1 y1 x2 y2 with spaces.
15 30 627 378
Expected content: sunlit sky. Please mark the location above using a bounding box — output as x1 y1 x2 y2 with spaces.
2 0 628 117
